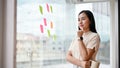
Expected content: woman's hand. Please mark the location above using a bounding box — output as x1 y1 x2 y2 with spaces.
81 61 91 68
77 30 83 37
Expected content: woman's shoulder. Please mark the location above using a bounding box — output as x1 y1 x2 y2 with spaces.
90 31 99 35
90 32 100 39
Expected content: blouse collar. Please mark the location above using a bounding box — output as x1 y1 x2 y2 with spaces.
83 31 92 37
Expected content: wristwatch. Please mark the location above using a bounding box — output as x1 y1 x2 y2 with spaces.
80 36 83 40
78 36 83 41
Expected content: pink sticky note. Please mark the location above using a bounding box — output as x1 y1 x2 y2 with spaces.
46 3 49 12
43 18 47 26
40 24 44 33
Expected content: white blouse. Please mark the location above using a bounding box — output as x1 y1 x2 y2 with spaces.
68 31 100 68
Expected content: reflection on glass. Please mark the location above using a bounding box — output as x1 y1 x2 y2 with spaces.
16 0 110 68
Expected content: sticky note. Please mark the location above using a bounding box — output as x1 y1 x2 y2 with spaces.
39 5 43 14
50 21 53 29
53 34 56 41
43 18 47 26
46 3 49 12
47 29 50 37
50 5 53 13
40 24 44 33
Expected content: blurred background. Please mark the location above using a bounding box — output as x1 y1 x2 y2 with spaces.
16 0 111 68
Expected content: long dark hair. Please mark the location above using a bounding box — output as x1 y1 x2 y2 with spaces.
78 10 97 33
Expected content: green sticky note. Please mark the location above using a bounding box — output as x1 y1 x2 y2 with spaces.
47 29 50 37
50 5 53 13
53 34 56 41
39 5 43 14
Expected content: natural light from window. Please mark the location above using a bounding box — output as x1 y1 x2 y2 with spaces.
16 0 110 68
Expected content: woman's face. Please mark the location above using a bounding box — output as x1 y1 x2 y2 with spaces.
78 12 90 31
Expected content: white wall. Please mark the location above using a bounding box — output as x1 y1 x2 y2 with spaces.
0 0 3 67
2 0 16 68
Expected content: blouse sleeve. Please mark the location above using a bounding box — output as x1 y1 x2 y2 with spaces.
68 38 75 51
87 34 100 50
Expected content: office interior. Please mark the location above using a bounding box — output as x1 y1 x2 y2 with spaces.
0 0 118 68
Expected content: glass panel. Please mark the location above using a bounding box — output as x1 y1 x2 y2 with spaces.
16 0 110 68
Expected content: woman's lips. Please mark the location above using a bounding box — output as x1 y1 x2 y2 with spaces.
80 25 83 27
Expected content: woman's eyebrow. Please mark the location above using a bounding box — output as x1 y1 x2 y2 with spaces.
81 16 85 19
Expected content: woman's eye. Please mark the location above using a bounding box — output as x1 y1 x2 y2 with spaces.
82 18 85 20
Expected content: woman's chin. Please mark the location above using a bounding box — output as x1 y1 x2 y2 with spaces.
80 28 83 31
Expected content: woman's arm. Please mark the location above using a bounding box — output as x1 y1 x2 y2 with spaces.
77 31 96 61
78 39 95 61
66 51 91 68
66 51 82 66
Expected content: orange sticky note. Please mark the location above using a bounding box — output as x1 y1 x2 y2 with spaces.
40 24 44 33
50 21 53 29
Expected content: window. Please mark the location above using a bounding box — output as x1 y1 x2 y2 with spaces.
16 0 110 68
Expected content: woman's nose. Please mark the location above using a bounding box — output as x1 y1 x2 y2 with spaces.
79 21 82 24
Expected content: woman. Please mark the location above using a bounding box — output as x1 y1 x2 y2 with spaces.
66 10 100 68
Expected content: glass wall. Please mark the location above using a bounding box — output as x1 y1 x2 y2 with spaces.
16 0 110 68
